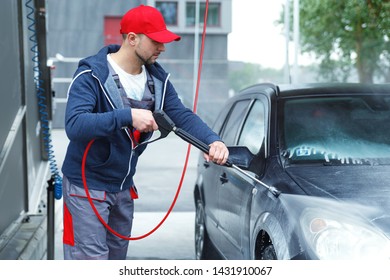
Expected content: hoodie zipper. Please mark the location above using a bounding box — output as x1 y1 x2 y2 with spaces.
92 72 171 191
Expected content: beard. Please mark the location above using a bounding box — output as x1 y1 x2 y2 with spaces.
135 49 156 65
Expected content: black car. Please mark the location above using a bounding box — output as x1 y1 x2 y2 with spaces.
193 83 390 260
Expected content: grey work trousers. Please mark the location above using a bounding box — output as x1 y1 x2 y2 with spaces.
62 176 134 260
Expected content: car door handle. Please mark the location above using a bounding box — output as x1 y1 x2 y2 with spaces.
219 172 228 184
203 161 210 168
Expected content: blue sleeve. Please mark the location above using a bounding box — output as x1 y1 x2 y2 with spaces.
65 72 132 141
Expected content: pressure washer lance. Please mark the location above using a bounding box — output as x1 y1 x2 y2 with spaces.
152 110 281 197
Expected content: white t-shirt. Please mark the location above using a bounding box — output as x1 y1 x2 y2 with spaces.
107 54 146 101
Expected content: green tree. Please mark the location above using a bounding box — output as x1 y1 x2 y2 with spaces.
228 63 284 93
228 63 263 92
282 0 390 83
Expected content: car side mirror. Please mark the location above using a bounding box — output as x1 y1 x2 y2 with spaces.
227 146 255 170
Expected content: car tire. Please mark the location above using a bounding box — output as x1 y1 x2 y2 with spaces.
194 198 215 260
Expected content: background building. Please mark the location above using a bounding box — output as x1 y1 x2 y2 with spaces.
47 0 232 127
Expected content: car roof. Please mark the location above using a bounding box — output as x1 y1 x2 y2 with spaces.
238 82 390 99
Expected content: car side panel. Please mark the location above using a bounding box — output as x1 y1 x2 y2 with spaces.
216 167 255 259
197 154 220 243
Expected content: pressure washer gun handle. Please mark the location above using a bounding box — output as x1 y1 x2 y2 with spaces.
152 110 175 139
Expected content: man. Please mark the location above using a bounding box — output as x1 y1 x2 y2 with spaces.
61 5 229 260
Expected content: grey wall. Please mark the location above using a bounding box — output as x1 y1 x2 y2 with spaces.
0 0 27 232
0 0 48 234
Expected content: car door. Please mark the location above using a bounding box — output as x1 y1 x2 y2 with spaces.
199 99 252 242
217 98 267 259
199 100 251 251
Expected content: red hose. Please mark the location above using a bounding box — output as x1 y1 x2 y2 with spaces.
81 0 210 240
82 138 192 240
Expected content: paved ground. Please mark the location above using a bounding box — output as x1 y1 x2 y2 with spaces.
51 129 201 260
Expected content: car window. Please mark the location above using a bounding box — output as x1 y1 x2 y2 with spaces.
220 100 251 146
281 95 390 165
238 100 265 154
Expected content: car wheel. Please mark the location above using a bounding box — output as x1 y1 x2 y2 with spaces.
260 244 277 260
195 198 215 259
255 231 278 260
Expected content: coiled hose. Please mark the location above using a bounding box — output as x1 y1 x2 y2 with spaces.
26 0 62 199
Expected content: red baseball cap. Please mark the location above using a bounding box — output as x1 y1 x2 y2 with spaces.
120 5 181 43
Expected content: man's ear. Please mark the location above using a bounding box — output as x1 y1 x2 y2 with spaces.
126 32 138 46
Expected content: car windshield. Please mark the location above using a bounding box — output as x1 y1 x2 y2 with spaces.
280 95 390 165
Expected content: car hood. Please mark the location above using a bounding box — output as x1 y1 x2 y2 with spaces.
285 165 390 236
285 165 390 211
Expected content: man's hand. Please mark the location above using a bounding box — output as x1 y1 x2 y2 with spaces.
131 108 159 133
204 141 229 165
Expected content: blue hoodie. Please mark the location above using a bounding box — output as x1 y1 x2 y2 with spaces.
62 45 221 192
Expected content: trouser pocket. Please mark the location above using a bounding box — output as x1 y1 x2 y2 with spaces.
62 176 107 247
